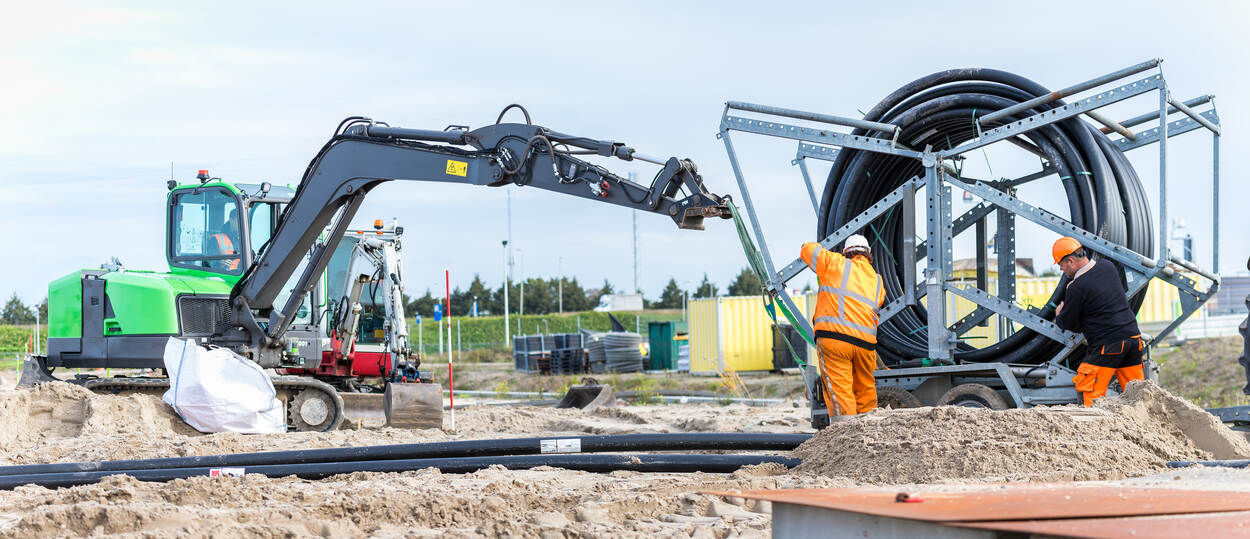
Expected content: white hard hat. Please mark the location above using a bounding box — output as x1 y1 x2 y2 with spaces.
843 234 870 253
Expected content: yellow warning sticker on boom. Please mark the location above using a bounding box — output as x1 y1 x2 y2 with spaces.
445 160 468 177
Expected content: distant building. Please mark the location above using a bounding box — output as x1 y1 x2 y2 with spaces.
594 294 644 312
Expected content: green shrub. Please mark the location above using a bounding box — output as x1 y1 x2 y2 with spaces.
0 325 32 352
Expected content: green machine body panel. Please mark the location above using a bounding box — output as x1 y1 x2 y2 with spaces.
43 178 295 370
48 271 84 339
48 270 233 338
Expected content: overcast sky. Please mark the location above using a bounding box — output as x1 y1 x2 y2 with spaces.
1 1 1246 308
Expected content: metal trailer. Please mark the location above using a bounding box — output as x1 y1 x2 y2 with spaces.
717 59 1237 426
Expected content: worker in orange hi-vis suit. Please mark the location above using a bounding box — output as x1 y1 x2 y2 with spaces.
800 234 885 418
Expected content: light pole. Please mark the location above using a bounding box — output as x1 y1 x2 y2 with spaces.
629 172 640 295
507 189 514 278
557 256 563 313
502 240 510 349
518 249 525 316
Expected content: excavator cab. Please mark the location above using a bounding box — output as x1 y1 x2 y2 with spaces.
166 177 294 283
168 186 244 275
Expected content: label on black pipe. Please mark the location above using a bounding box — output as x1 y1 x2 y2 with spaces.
540 439 582 454
209 467 245 478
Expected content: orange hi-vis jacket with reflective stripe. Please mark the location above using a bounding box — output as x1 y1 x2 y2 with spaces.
801 242 885 349
211 233 239 271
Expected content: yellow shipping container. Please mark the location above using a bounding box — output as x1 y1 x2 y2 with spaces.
689 295 813 374
1012 275 1195 324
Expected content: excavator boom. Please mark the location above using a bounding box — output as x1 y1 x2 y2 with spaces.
223 110 730 367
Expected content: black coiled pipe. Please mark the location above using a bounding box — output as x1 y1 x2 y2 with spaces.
817 69 1153 365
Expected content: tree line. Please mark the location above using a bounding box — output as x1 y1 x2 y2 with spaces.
399 268 770 317
2 293 46 325
1 266 776 325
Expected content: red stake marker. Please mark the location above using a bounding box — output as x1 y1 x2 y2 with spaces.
446 270 454 431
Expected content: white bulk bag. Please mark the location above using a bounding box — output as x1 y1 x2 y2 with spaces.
162 337 286 434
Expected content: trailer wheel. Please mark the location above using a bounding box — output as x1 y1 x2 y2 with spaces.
937 383 1008 410
876 386 921 409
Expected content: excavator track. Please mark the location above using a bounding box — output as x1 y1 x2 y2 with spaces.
80 375 345 432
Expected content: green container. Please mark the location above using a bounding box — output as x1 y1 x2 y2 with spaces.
647 321 688 370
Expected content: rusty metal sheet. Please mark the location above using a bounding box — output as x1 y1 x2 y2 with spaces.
706 485 1250 522
954 509 1250 538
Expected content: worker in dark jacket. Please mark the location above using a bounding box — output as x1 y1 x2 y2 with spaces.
1051 237 1145 406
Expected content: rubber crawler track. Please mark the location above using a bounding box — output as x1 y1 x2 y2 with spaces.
81 375 345 432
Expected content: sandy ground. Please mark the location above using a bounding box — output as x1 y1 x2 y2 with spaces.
445 361 807 400
3 370 1250 537
0 376 831 537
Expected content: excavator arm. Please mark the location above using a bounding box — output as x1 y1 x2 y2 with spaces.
224 110 730 366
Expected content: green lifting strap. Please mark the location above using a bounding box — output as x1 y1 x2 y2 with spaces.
726 202 814 369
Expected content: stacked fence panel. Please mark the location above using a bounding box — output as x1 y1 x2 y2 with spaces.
513 333 586 375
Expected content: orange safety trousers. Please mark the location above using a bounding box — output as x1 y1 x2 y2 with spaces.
1074 363 1145 406
817 338 877 416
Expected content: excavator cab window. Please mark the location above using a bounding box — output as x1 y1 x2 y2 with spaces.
169 187 244 275
326 238 387 345
247 201 280 259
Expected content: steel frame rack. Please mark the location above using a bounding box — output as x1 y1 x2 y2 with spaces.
719 59 1223 411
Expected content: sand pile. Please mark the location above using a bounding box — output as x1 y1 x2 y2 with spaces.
0 369 15 392
0 382 92 451
0 382 199 456
1099 380 1250 459
792 381 1250 483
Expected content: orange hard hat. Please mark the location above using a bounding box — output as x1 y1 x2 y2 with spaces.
1052 237 1082 264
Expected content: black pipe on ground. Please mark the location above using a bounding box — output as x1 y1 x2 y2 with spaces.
0 432 810 477
1166 460 1250 469
0 453 802 490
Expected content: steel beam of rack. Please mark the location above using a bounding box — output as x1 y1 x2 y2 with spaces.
719 60 1222 409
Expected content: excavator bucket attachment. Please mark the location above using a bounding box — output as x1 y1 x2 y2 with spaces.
17 355 59 389
383 382 444 429
556 383 616 411
340 392 387 424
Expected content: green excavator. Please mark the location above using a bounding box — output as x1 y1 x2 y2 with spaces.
20 106 731 431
